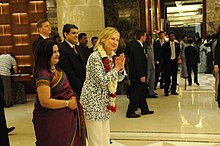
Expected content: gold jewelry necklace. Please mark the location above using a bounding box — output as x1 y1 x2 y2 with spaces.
51 68 56 73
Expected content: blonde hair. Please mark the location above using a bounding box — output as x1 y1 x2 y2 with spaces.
93 27 120 52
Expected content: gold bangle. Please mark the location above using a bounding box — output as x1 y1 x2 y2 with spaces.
65 100 69 107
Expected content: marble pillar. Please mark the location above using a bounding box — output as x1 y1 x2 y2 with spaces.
56 0 105 46
103 0 140 44
206 0 220 34
46 0 58 35
156 0 161 31
151 0 156 32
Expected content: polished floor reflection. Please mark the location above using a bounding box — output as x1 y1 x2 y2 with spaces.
5 73 220 146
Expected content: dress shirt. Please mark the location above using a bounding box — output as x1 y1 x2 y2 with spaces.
170 41 176 60
65 40 78 54
160 39 164 46
137 40 144 47
40 34 48 39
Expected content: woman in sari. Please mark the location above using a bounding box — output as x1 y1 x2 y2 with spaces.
32 39 86 146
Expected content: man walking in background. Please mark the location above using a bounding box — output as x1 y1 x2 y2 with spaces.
185 38 200 86
153 31 166 89
126 30 154 118
162 32 180 96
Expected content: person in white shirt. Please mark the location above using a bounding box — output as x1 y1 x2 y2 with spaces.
0 53 17 107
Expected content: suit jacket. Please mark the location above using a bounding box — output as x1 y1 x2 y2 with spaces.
57 41 86 97
153 38 164 63
32 35 44 56
185 45 200 65
214 38 220 66
161 41 180 65
128 40 148 83
78 44 93 64
124 40 134 57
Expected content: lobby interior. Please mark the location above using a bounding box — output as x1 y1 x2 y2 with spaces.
1 0 220 146
6 74 220 146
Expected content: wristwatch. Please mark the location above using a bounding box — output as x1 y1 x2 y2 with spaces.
65 100 69 107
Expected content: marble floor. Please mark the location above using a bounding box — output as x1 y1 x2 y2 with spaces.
5 73 220 146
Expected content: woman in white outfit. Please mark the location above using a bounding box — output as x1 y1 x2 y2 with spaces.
80 27 126 146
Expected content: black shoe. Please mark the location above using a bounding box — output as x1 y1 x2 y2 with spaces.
171 92 179 95
5 104 13 108
141 110 154 115
188 83 192 86
126 114 141 118
154 92 158 95
164 93 169 96
176 83 179 85
149 95 158 98
110 139 113 144
195 82 200 86
7 127 15 133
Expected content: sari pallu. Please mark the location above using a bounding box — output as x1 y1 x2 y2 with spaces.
33 69 86 146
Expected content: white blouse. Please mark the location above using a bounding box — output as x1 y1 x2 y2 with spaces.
80 51 125 121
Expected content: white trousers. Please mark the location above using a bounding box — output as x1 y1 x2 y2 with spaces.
86 119 110 146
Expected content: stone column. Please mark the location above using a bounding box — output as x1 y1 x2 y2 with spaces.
57 0 105 46
151 0 156 32
206 0 220 34
145 0 151 33
156 0 161 31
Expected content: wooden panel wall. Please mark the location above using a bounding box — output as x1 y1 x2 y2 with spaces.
0 0 46 74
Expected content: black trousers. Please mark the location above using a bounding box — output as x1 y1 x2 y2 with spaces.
160 64 166 87
217 72 220 108
206 52 213 73
126 82 149 115
0 77 10 146
164 60 178 94
186 63 198 84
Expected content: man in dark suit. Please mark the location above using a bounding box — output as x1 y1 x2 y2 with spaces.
124 31 137 99
185 38 200 86
32 19 51 56
90 36 98 50
162 32 180 96
126 30 154 118
0 99 10 146
153 31 166 89
0 77 10 146
78 33 93 64
214 32 220 108
57 24 86 98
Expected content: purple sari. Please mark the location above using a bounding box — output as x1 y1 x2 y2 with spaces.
33 69 86 146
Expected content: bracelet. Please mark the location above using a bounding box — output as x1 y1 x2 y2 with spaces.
65 100 69 107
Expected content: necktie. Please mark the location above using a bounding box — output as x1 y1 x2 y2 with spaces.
170 42 175 60
73 46 77 54
160 39 164 46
